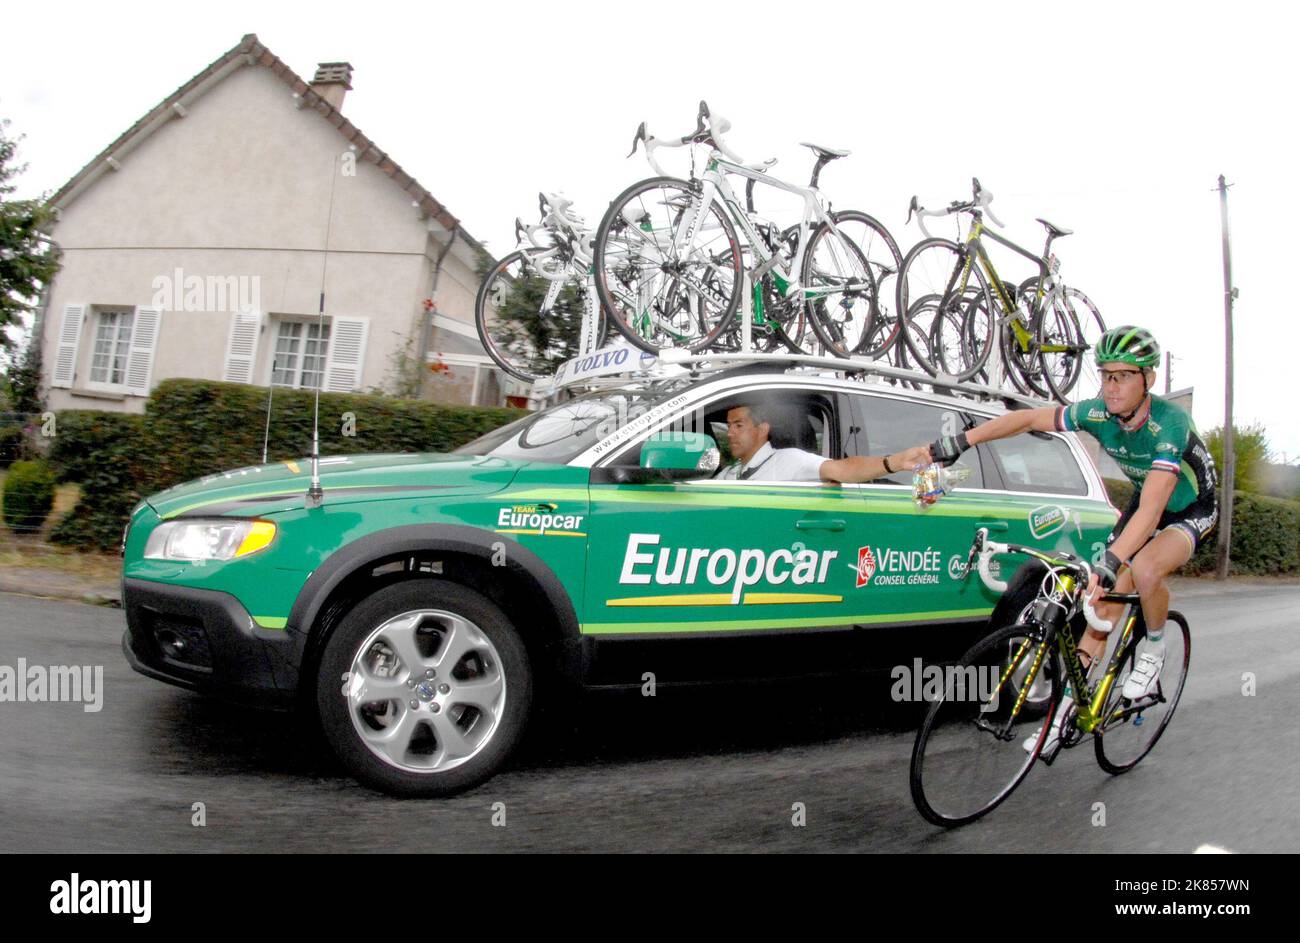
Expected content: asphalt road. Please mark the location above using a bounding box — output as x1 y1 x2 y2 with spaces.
1 581 1296 853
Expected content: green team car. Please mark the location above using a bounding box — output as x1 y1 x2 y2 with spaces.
122 360 1119 796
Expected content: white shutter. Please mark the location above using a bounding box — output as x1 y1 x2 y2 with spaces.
125 306 162 396
324 316 370 392
222 310 263 383
51 304 86 388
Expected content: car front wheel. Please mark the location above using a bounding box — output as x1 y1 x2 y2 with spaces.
315 579 532 797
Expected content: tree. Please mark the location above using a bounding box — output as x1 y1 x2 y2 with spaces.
2 325 41 414
1 115 62 355
1205 422 1270 493
483 262 586 378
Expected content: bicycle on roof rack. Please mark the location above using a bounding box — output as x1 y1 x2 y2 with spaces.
591 101 902 360
895 178 1106 403
474 192 609 384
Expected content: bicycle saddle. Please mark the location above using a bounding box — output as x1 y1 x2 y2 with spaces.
1036 218 1073 238
800 142 850 160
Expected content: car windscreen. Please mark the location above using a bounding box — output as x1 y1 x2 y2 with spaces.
453 380 695 464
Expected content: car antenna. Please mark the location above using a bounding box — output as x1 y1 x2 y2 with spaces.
261 358 276 465
307 149 346 509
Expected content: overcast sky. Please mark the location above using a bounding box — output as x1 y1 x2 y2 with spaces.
4 1 1296 459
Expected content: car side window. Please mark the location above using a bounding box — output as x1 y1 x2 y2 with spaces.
846 394 984 489
983 433 1088 496
605 389 835 471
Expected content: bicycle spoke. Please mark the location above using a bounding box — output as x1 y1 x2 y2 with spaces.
911 625 1058 826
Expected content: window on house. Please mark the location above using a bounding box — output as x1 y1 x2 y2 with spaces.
89 309 134 386
271 320 330 389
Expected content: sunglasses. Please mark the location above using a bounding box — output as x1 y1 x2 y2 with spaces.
1100 369 1143 385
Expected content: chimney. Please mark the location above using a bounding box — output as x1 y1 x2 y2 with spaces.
310 62 353 111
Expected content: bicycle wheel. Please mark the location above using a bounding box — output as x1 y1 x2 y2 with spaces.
825 211 903 358
911 623 1062 827
592 176 742 353
895 238 991 379
1094 610 1189 774
475 250 602 383
802 220 878 357
1042 287 1106 404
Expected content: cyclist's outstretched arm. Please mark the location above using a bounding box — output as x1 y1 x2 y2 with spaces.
927 406 1059 463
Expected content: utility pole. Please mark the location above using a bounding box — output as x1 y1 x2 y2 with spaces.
1165 351 1173 394
1215 175 1236 580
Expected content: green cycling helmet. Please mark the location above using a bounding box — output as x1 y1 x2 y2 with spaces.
1094 325 1161 368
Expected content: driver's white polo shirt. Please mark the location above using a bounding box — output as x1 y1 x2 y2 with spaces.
715 441 827 481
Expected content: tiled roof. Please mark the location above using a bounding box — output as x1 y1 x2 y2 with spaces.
49 33 478 248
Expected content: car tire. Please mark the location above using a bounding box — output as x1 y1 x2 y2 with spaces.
315 579 532 797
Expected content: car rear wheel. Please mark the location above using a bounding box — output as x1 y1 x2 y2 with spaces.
315 580 532 797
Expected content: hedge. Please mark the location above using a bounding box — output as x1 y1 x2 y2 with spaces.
47 412 151 550
144 380 524 487
3 459 56 533
1104 477 1298 575
1186 492 1300 575
0 423 24 468
48 379 525 551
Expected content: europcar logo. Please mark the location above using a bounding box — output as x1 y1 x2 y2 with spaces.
496 503 585 536
856 546 877 587
1029 505 1067 539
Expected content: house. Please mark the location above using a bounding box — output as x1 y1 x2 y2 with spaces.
37 33 520 412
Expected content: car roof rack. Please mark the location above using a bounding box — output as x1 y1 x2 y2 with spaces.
533 347 1056 411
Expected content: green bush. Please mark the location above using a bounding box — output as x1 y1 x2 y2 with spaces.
47 412 151 551
144 379 524 487
1186 492 1300 575
1103 477 1134 509
2 459 56 533
0 423 23 468
47 380 526 552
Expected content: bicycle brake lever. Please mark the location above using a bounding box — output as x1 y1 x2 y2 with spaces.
628 121 646 158
906 195 918 224
966 527 987 572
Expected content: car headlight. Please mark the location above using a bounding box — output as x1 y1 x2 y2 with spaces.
143 519 277 562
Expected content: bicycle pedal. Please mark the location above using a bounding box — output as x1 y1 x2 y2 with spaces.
1039 739 1064 766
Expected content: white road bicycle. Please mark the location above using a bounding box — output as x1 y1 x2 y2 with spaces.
474 193 608 383
592 101 900 357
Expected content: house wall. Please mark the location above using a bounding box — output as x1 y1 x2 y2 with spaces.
40 61 494 412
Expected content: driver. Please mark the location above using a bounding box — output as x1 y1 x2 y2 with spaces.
924 326 1218 754
718 403 929 483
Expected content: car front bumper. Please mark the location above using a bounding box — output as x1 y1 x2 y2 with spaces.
122 578 300 709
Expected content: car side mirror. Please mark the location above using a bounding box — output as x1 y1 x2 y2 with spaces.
640 431 720 472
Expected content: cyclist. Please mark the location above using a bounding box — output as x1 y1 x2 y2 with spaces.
925 326 1218 753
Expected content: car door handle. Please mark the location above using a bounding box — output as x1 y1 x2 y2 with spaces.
797 519 845 532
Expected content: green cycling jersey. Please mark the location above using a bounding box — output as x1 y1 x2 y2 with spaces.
1056 395 1217 514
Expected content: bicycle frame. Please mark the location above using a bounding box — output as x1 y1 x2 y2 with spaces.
996 568 1147 742
673 153 870 304
947 216 1055 349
